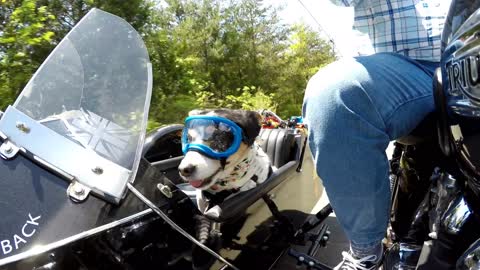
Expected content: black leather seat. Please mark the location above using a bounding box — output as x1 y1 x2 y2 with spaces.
258 128 297 168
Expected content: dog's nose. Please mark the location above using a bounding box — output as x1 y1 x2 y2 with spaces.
179 164 196 177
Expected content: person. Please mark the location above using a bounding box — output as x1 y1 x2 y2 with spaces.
302 0 451 269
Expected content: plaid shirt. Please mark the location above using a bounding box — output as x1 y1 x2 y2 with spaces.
332 0 451 62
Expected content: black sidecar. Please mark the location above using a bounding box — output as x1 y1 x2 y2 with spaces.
0 10 323 270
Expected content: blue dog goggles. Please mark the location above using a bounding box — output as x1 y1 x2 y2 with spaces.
182 115 243 159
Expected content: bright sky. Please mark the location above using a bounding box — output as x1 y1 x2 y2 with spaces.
264 0 374 57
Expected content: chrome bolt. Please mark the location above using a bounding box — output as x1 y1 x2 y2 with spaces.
73 185 85 196
323 235 329 241
308 261 314 267
4 145 12 154
16 122 30 133
92 167 104 175
299 256 305 262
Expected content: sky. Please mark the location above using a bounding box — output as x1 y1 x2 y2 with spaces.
263 0 374 57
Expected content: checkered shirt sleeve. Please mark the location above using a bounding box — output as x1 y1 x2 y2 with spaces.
331 0 450 62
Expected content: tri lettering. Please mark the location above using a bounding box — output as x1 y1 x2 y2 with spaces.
447 54 480 96
0 213 41 256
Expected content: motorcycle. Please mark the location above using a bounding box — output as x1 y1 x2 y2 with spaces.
0 8 321 270
270 0 480 269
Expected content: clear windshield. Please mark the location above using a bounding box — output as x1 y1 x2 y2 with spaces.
14 9 152 171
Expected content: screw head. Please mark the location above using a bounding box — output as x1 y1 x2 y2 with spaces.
308 261 314 267
73 185 85 196
299 256 305 262
92 167 104 175
4 145 12 154
16 122 30 133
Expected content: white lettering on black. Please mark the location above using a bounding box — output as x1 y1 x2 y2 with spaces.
26 213 41 226
1 240 12 255
13 235 26 249
1 213 41 256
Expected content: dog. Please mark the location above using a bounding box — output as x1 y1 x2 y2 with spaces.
178 109 271 212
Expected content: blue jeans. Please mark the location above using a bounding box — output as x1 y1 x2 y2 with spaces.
302 53 438 249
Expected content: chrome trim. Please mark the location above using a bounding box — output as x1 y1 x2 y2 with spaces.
431 172 460 235
0 209 152 267
0 106 131 203
0 140 20 159
395 243 422 269
442 196 472 234
450 98 480 117
457 238 480 270
443 5 480 107
450 9 480 48
67 181 91 202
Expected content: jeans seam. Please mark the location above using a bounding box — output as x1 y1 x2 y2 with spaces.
358 82 388 131
349 231 386 246
384 93 433 126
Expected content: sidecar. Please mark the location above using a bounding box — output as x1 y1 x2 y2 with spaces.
0 8 324 270
141 119 324 268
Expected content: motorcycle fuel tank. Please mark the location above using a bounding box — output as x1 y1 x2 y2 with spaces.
439 0 480 199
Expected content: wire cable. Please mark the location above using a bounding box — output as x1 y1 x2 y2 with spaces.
295 0 341 56
127 183 240 270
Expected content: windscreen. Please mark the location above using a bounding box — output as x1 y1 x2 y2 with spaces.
14 8 152 171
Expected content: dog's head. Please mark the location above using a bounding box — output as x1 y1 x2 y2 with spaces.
178 109 262 190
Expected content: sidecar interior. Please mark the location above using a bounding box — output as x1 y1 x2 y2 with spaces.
142 125 305 222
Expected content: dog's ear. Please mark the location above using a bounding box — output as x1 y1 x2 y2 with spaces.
226 110 261 146
243 110 262 145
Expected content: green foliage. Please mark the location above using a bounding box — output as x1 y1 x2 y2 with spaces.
149 0 335 124
0 0 336 129
0 0 56 108
225 87 277 112
276 23 336 117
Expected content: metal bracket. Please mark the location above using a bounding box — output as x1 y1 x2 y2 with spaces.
67 181 91 202
157 183 173 198
0 140 20 160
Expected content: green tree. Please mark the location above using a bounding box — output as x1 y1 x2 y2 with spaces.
0 0 56 108
276 24 336 117
0 0 335 129
0 0 153 110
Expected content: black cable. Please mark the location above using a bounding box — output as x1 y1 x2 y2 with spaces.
295 0 341 56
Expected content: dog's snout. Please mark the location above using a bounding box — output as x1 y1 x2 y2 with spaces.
179 164 196 177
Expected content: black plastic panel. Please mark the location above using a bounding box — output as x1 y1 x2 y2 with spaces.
0 154 172 264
